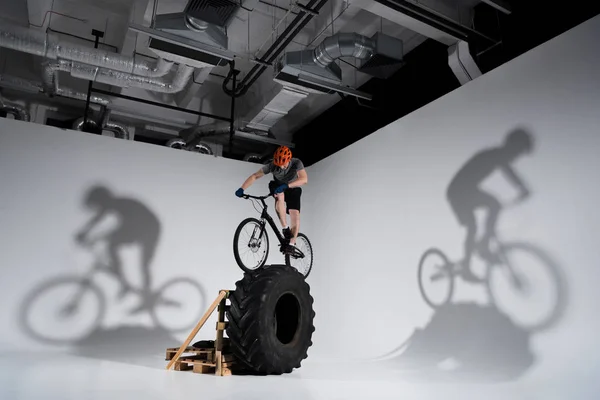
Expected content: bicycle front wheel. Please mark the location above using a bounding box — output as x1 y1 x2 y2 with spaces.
233 217 270 273
285 232 314 278
418 248 454 308
486 242 567 333
19 276 106 344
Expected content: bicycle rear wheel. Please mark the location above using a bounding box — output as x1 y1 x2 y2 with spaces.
285 233 313 278
19 276 105 344
418 248 454 308
233 217 270 273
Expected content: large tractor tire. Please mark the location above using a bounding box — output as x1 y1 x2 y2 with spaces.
226 264 315 375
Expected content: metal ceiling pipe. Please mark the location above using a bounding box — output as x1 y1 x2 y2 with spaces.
223 0 328 97
104 121 131 140
313 32 375 68
73 116 100 132
166 137 213 154
0 103 30 121
101 109 131 140
0 73 110 106
56 60 195 94
0 18 174 77
73 116 130 139
42 62 111 105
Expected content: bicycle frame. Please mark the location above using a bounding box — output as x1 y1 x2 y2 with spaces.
243 194 286 245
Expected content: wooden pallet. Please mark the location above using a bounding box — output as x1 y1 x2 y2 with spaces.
165 290 238 376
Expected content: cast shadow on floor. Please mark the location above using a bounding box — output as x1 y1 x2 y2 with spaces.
380 302 535 383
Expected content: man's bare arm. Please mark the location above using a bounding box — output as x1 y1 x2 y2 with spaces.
288 168 308 188
241 169 265 190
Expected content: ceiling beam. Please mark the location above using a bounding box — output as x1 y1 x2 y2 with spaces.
480 0 512 15
362 0 497 46
362 0 463 45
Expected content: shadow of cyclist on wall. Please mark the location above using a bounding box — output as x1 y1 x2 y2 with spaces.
74 184 161 314
446 127 535 282
19 185 207 369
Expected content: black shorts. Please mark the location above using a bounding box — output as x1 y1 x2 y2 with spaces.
269 180 301 213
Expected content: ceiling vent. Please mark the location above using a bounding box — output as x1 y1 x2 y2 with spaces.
153 0 239 50
357 32 404 79
128 0 238 69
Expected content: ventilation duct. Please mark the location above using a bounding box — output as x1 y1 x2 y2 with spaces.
245 85 311 133
447 40 482 85
73 110 131 140
48 60 194 94
0 98 30 121
166 137 214 154
243 153 263 163
0 74 110 106
280 31 404 83
0 18 174 77
148 0 242 58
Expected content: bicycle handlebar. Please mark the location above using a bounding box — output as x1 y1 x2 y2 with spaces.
242 193 271 200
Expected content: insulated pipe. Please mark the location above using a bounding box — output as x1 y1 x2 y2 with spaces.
0 73 110 106
104 122 131 140
312 33 375 68
42 63 111 105
0 18 174 77
55 60 195 94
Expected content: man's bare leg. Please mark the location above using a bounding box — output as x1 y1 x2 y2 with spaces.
275 193 288 228
289 210 300 246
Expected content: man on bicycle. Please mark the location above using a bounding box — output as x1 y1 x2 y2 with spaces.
235 146 308 252
446 128 533 282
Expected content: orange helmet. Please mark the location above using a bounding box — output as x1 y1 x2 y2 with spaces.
273 145 292 166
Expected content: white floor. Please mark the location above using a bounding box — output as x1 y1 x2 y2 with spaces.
0 350 594 400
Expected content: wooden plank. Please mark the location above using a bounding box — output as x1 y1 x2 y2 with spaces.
216 322 229 330
221 354 236 363
215 297 226 376
165 290 228 370
193 364 215 374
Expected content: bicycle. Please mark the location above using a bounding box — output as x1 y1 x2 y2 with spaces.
19 238 206 344
233 193 314 277
417 232 566 333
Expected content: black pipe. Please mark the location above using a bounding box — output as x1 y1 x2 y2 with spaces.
229 61 239 153
239 0 330 93
223 0 324 98
84 29 104 127
90 88 233 122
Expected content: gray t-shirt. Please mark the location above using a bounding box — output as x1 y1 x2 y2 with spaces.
261 158 305 184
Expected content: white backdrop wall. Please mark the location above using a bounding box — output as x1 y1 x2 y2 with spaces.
0 119 311 364
302 14 600 389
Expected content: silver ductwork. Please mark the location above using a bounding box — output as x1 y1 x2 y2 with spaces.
166 137 214 154
0 18 173 77
104 122 130 140
0 98 30 121
0 73 110 106
313 33 375 68
53 60 194 94
279 31 405 83
245 85 310 132
73 110 131 140
73 117 100 132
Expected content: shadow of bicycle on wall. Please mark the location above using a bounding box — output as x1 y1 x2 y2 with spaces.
375 128 569 382
17 185 208 369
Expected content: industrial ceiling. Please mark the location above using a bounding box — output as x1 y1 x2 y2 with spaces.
0 0 598 164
